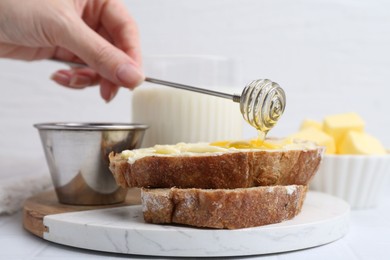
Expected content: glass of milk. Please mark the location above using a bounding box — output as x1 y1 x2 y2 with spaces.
132 55 244 147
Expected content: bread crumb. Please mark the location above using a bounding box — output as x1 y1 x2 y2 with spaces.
286 185 296 195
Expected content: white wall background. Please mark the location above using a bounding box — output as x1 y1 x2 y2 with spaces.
1 0 390 175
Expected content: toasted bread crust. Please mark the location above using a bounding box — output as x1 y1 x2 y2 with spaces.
141 185 307 229
109 148 323 189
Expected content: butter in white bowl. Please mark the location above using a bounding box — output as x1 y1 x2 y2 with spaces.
323 112 365 152
291 112 390 209
290 127 335 154
338 131 387 155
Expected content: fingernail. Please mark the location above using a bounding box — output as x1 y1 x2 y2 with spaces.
105 90 118 103
101 88 111 103
51 72 70 85
116 63 144 88
102 88 116 103
100 83 118 103
69 75 92 88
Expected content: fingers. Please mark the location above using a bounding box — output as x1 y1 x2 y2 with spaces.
49 0 144 102
51 67 121 103
51 67 99 89
57 15 144 90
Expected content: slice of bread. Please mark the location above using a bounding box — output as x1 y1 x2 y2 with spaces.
141 185 307 229
109 140 324 189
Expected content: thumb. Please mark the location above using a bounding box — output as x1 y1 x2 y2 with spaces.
58 19 144 89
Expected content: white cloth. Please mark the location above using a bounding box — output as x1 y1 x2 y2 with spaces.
0 157 53 215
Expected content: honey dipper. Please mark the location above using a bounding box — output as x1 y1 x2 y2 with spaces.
51 59 286 136
145 77 286 136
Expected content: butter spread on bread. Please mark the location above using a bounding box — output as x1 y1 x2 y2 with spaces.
109 139 323 189
120 138 319 164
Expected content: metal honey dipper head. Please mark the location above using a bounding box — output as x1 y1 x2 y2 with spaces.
234 79 286 136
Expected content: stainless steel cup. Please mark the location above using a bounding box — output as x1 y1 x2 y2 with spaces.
34 123 148 205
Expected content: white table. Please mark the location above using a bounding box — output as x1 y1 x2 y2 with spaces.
0 155 389 260
1 191 389 260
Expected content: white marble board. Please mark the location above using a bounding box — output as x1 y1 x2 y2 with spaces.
43 191 350 257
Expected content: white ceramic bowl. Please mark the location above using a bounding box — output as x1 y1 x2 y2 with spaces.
310 154 390 209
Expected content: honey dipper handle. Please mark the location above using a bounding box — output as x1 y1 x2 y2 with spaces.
49 59 242 102
145 77 241 102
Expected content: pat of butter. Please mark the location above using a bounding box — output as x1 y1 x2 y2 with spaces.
339 131 387 155
289 128 336 154
300 119 323 131
154 145 180 154
183 144 228 153
323 113 365 151
154 143 227 154
210 140 232 147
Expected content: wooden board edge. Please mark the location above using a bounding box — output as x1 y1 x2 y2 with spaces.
23 188 141 238
23 204 46 238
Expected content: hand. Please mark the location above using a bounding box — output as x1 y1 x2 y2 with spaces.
0 0 144 102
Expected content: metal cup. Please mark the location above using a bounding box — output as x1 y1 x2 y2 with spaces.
34 123 148 205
